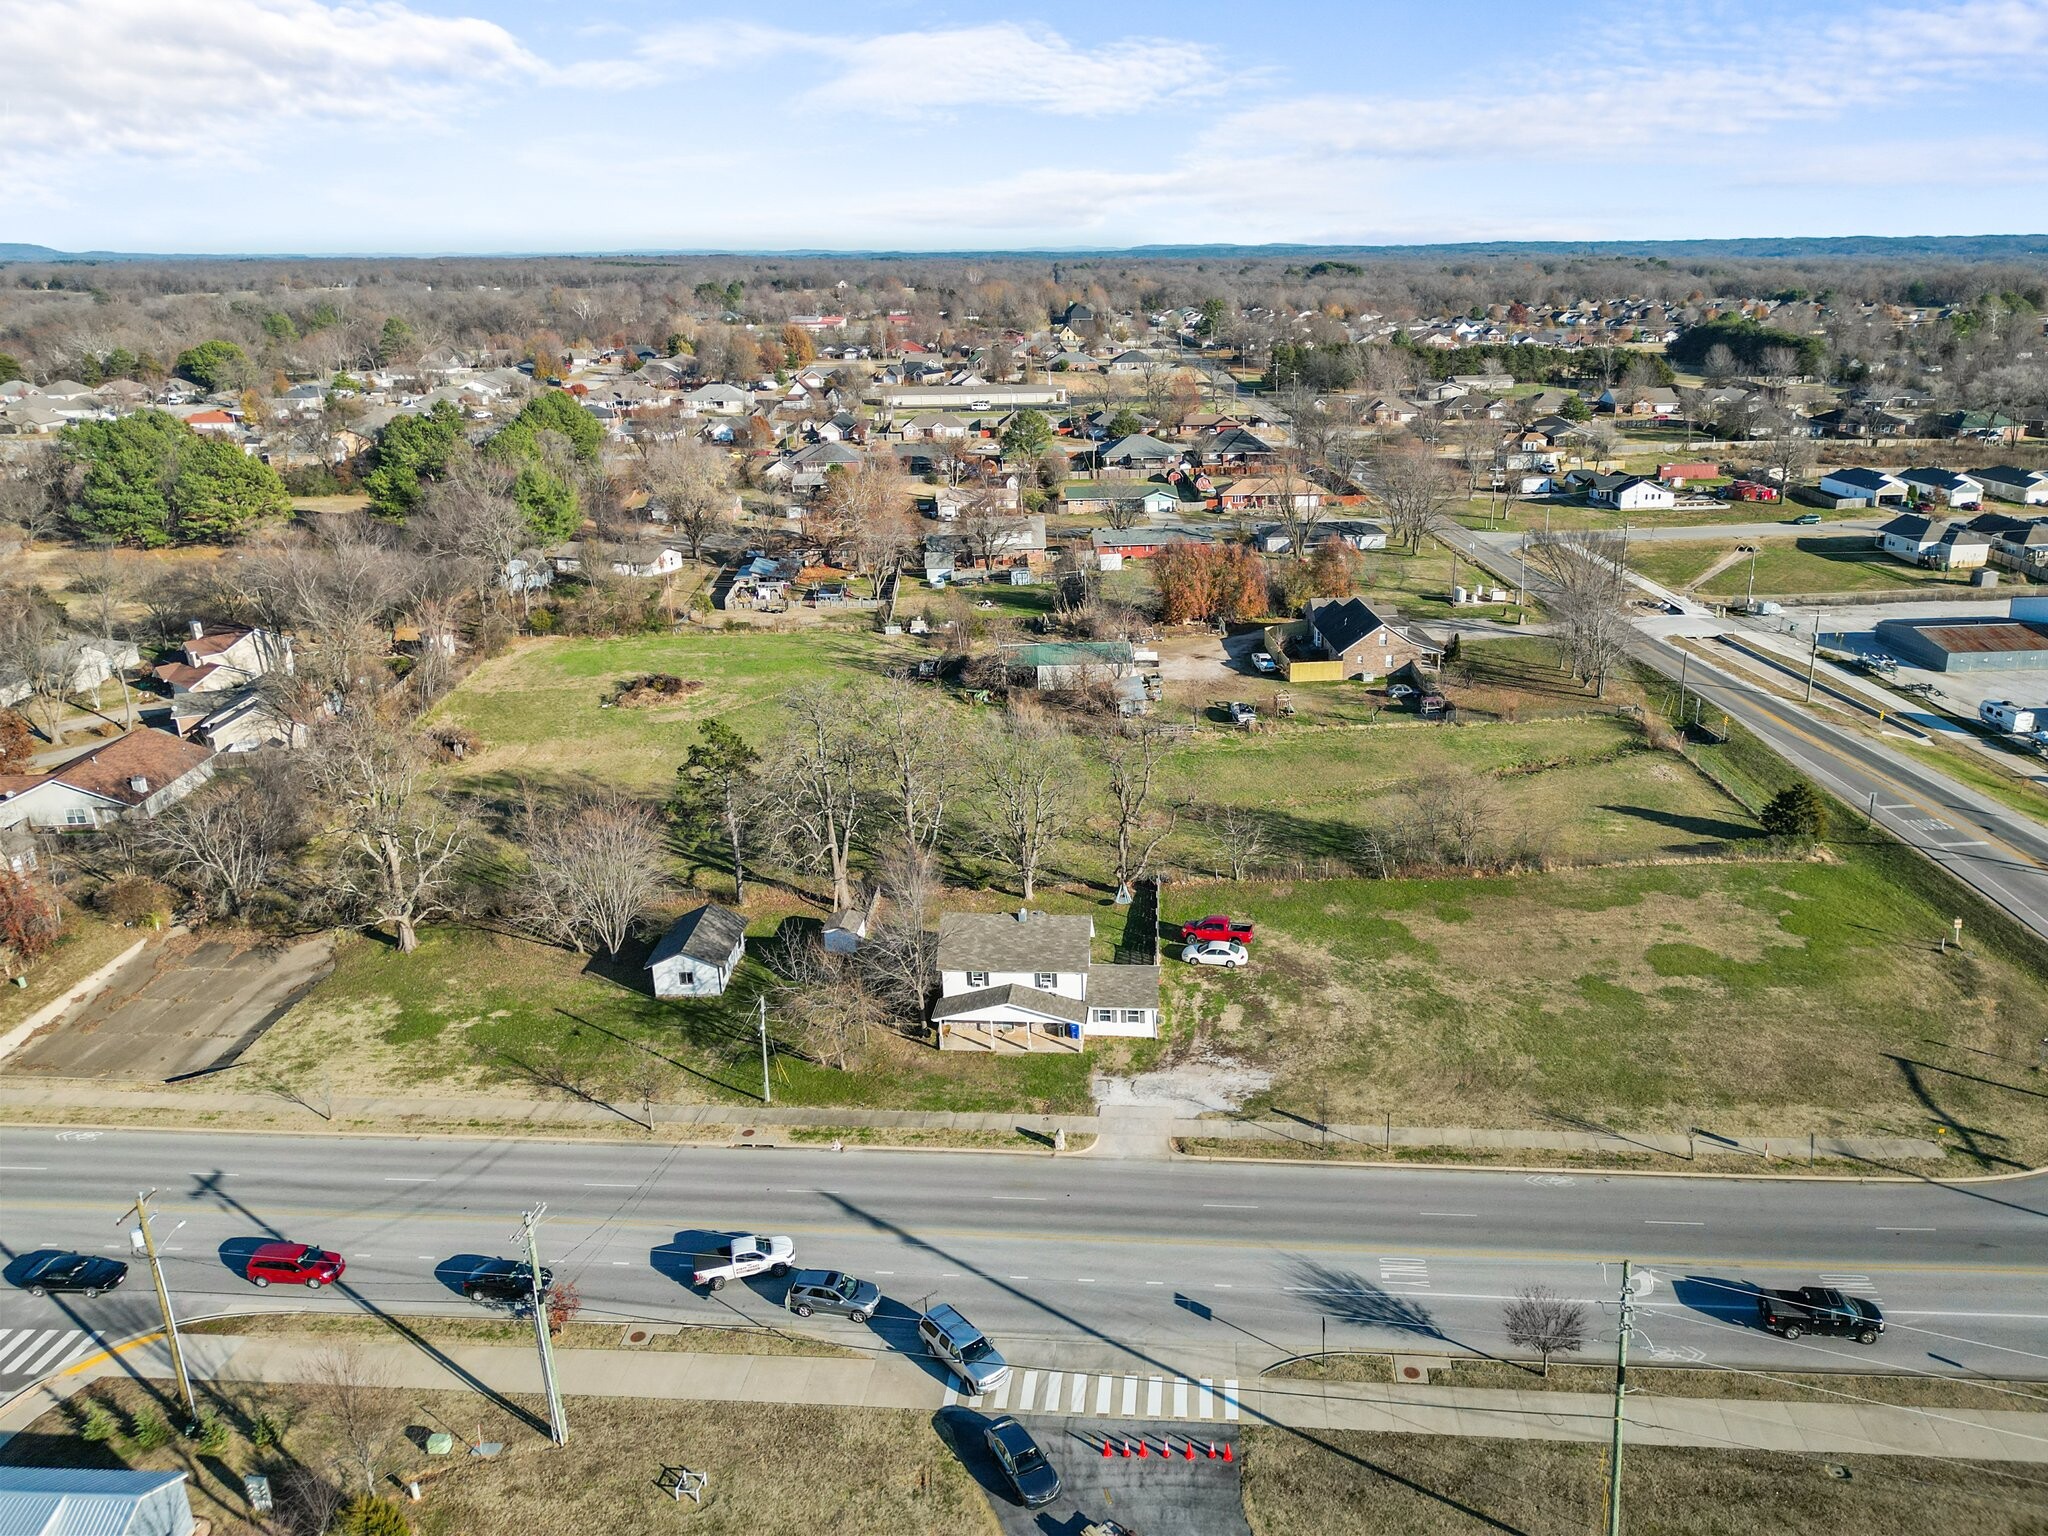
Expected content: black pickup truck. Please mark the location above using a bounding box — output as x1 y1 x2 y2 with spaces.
1756 1286 1884 1344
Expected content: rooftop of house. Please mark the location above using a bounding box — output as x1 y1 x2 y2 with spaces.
646 903 749 969
936 910 1094 975
932 982 1087 1026
1001 640 1138 669
186 623 256 659
1308 597 1405 655
0 729 213 807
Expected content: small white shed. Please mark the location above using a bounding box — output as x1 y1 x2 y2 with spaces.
646 904 748 998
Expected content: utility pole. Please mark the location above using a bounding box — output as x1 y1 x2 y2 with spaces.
1606 1261 1653 1536
1676 648 1690 725
120 1191 196 1429
1805 618 1822 702
757 995 772 1105
519 1204 567 1445
1741 544 1760 610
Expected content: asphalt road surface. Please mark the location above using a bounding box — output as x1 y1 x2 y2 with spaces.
4 1130 2046 1406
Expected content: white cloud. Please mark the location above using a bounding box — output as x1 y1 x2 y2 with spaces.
0 0 539 163
602 19 1223 116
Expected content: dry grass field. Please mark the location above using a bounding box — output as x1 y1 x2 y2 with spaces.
2 1379 996 1536
1239 1429 2048 1536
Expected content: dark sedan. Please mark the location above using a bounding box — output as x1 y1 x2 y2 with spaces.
462 1259 553 1305
984 1414 1061 1508
20 1252 129 1298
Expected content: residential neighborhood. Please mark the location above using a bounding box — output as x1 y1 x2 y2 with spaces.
2 4 2048 1535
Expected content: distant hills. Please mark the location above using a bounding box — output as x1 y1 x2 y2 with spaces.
5 234 2048 264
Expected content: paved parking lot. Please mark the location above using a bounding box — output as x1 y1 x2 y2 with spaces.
5 933 332 1081
939 1410 1248 1536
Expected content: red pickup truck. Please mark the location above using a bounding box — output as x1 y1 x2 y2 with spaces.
1180 914 1255 944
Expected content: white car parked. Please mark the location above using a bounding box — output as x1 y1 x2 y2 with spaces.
1181 939 1249 969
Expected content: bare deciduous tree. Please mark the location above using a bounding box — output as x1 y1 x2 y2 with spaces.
518 789 667 956
856 841 941 1022
143 758 309 915
1208 803 1271 882
637 436 734 560
308 1345 396 1495
865 680 962 852
1502 1284 1587 1377
1396 767 1503 870
768 684 877 911
1367 445 1457 554
1526 531 1632 698
308 713 469 953
1103 727 1181 898
972 713 1079 900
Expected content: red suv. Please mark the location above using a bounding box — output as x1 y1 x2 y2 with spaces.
246 1242 346 1289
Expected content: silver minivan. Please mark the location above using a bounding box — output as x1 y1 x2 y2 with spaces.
918 1303 1010 1393
784 1269 880 1323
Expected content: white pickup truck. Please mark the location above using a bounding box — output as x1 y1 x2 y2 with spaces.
690 1235 796 1291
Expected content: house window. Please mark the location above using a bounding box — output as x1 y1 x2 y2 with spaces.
64 809 91 827
966 971 988 989
1034 973 1056 990
1090 1008 1114 1024
1121 1009 1146 1024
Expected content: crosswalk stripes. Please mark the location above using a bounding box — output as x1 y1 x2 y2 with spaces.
942 1370 1242 1423
0 1328 93 1392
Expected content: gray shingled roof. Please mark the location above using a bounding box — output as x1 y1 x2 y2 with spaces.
936 910 1093 973
1087 964 1160 1012
933 983 1087 1025
646 903 748 970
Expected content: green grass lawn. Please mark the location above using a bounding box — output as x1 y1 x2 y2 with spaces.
1161 836 2048 1159
0 906 137 1034
1626 536 1980 598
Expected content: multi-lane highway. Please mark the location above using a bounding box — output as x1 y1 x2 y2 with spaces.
5 1129 2047 1405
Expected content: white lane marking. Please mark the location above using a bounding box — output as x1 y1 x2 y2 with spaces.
1198 1378 1215 1418
1145 1280 1163 1286
1214 1283 1233 1290
1645 1220 1704 1226
0 1331 59 1371
875 1270 894 1276
1095 1375 1112 1414
383 1177 434 1183
1379 1256 1431 1291
19 1331 86 1376
351 1253 376 1258
1146 1376 1164 1416
1069 1373 1086 1412
1173 1379 1189 1418
1877 1227 1936 1232
990 1196 1046 1202
583 1182 638 1188
0 1166 49 1171
1121 1376 1138 1415
1222 1380 1240 1422
988 1372 1013 1410
1419 1212 1479 1218
1203 1203 1259 1209
611 1261 628 1267
1018 1370 1038 1411
1009 1275 1030 1281
1076 1278 1095 1284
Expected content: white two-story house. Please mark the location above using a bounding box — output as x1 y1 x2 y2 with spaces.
931 909 1159 1052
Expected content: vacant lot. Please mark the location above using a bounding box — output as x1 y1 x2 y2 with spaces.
1240 1429 2048 1536
2 1379 995 1536
1630 536 1991 598
1163 843 2048 1160
239 920 1099 1113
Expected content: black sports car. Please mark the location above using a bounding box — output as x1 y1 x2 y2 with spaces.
461 1259 553 1304
20 1252 129 1298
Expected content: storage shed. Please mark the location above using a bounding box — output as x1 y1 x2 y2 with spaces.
646 903 748 998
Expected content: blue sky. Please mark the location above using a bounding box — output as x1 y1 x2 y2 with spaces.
5 0 2047 253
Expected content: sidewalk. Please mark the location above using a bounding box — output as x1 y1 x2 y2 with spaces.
0 1079 1944 1166
9 1333 2043 1465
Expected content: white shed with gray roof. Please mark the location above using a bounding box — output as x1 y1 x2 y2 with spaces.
646 903 748 998
0 1467 193 1536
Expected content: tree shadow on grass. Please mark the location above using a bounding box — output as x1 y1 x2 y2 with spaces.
1595 803 1755 843
1886 1054 2030 1171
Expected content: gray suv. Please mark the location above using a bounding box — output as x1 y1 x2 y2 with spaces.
784 1269 880 1323
918 1303 1009 1393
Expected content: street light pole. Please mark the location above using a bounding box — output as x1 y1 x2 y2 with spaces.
1743 545 1760 610
758 995 773 1105
519 1204 567 1445
1606 1260 1637 1536
120 1190 196 1429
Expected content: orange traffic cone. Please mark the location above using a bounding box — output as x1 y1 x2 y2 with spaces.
1221 1442 1234 1462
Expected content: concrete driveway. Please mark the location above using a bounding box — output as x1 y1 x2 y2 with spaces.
939 1409 1249 1536
5 932 333 1081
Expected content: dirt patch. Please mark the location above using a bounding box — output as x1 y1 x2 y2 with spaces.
1093 1056 1273 1115
609 673 707 707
